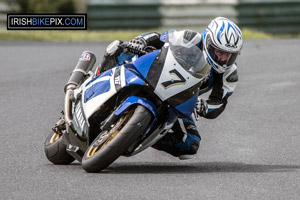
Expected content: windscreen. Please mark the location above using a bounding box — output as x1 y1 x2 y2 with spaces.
168 30 211 79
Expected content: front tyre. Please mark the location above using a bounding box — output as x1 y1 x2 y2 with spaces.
82 105 152 173
44 132 75 164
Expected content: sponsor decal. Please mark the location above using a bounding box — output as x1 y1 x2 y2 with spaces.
80 52 91 61
114 76 120 85
74 103 86 130
7 14 87 30
187 125 197 131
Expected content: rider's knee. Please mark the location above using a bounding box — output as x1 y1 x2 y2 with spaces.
189 141 199 155
174 133 200 156
183 134 200 155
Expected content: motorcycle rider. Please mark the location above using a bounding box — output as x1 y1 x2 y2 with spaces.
96 17 243 160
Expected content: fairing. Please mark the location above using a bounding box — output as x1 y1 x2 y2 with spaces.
81 65 146 119
77 30 211 136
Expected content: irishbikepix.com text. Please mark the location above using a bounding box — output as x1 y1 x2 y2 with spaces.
7 14 87 30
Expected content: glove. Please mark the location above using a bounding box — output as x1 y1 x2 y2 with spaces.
195 98 208 117
126 37 147 55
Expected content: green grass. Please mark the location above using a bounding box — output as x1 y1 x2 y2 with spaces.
0 28 299 42
0 28 156 42
241 29 273 39
241 28 300 39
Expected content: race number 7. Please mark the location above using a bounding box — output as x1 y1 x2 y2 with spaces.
161 69 186 89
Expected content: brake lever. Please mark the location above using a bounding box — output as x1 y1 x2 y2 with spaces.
144 46 157 53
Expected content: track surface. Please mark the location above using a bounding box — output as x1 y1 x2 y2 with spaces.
0 40 300 200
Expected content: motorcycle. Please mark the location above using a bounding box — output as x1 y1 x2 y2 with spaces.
44 30 211 172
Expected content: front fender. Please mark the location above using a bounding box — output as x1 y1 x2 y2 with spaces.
115 96 157 117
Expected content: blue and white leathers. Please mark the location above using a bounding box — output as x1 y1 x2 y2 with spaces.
71 30 210 156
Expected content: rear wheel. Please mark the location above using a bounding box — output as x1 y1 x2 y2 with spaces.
44 132 75 164
82 105 152 173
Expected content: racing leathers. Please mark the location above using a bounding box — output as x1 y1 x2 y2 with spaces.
97 30 239 159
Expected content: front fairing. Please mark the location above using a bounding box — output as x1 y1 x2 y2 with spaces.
131 31 211 117
75 64 146 121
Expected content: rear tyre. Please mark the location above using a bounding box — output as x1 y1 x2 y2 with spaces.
82 105 152 173
44 132 75 164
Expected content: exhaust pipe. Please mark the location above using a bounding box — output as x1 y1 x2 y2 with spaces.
64 51 96 93
64 51 96 125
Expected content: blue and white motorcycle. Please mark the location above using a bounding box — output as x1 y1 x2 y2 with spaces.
44 31 211 172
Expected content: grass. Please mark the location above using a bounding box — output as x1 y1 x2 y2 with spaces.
241 29 273 39
0 28 156 42
0 28 299 42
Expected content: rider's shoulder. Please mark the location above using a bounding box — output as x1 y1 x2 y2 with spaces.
223 63 239 82
225 63 238 73
230 63 238 70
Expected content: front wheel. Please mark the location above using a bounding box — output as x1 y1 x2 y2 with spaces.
82 105 152 173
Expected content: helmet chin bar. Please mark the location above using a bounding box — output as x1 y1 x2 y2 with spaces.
205 52 228 74
218 60 228 67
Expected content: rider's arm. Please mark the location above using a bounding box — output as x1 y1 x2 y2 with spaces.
99 32 164 72
201 64 239 119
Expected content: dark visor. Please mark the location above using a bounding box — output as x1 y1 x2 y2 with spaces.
206 35 239 67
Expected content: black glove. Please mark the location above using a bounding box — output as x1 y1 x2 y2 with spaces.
195 98 208 117
126 37 147 55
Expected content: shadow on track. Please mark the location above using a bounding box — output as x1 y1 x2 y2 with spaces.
101 162 300 174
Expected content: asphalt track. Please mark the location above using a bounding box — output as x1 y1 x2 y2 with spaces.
0 39 300 200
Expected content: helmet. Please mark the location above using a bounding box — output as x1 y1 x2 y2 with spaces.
203 17 243 73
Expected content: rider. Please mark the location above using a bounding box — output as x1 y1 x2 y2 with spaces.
96 17 243 160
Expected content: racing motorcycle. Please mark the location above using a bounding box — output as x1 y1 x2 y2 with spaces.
44 30 211 172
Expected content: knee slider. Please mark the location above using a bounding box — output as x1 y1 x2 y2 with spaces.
189 142 199 155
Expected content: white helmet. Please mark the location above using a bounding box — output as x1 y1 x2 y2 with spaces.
203 17 243 73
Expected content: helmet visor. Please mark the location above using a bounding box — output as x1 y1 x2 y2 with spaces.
206 35 239 68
